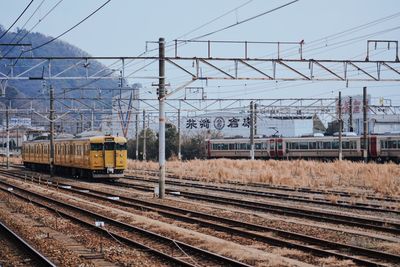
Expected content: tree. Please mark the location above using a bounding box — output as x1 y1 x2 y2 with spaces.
127 128 157 160
181 134 207 160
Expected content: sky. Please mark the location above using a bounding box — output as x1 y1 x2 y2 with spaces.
1 0 400 107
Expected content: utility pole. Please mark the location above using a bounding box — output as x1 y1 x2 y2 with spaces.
250 101 255 160
178 108 181 160
6 105 9 169
338 91 342 161
363 86 368 163
349 96 353 132
80 113 84 133
135 112 139 160
91 108 94 131
254 103 258 136
158 37 166 199
49 85 55 177
142 109 146 161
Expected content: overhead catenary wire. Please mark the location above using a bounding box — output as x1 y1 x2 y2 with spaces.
2 0 64 59
25 0 112 53
0 0 34 41
1 0 48 56
190 0 299 40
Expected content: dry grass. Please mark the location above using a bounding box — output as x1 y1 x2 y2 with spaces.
128 159 400 197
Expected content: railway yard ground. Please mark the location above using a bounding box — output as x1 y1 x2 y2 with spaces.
1 158 400 266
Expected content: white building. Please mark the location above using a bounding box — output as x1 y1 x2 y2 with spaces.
181 111 315 137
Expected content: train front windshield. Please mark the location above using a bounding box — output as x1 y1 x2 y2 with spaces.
115 143 127 150
104 142 115 150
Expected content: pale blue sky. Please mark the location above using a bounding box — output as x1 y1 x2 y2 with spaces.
1 0 400 102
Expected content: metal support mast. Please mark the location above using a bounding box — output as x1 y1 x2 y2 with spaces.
49 85 55 177
142 109 146 161
363 86 368 163
135 112 139 160
349 96 353 132
178 108 181 160
158 37 166 199
6 105 9 169
250 101 255 160
338 91 342 161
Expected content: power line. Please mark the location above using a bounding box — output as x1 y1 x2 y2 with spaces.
2 0 64 57
0 0 35 41
25 0 112 53
191 0 299 40
1 0 46 54
175 0 254 40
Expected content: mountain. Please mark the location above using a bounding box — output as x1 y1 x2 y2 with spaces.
0 26 122 132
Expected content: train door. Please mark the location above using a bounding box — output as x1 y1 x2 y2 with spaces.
269 139 275 158
369 136 377 158
276 138 284 158
104 141 115 171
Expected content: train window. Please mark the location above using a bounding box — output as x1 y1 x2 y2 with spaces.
237 143 245 150
277 142 282 149
270 142 275 149
381 140 387 149
255 143 262 150
332 141 339 149
388 140 397 149
350 141 356 149
104 142 115 150
90 143 103 151
116 143 127 150
229 144 236 150
342 141 350 149
323 142 332 149
309 142 317 149
299 142 308 149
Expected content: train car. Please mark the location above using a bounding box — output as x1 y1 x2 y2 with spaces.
375 135 400 162
206 135 400 162
207 138 270 158
22 135 127 179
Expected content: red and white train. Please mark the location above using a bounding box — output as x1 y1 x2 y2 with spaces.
206 134 400 162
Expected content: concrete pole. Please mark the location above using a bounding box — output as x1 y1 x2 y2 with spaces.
363 86 368 163
338 91 342 161
135 112 139 160
250 101 255 160
91 109 94 131
142 109 146 161
80 113 83 133
178 108 181 160
254 103 258 136
49 85 55 177
158 37 166 199
6 105 9 169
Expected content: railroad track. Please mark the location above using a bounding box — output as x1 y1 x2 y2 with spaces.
0 221 56 267
124 175 400 214
129 168 400 203
1 170 399 266
113 179 400 236
0 174 250 267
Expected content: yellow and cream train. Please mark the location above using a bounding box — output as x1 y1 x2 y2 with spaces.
22 135 127 179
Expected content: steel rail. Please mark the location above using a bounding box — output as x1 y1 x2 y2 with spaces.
0 221 56 267
1 169 396 266
124 175 400 214
0 178 250 267
128 168 400 203
50 180 400 266
112 180 400 235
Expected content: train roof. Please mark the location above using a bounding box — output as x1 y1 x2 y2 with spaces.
22 135 126 144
